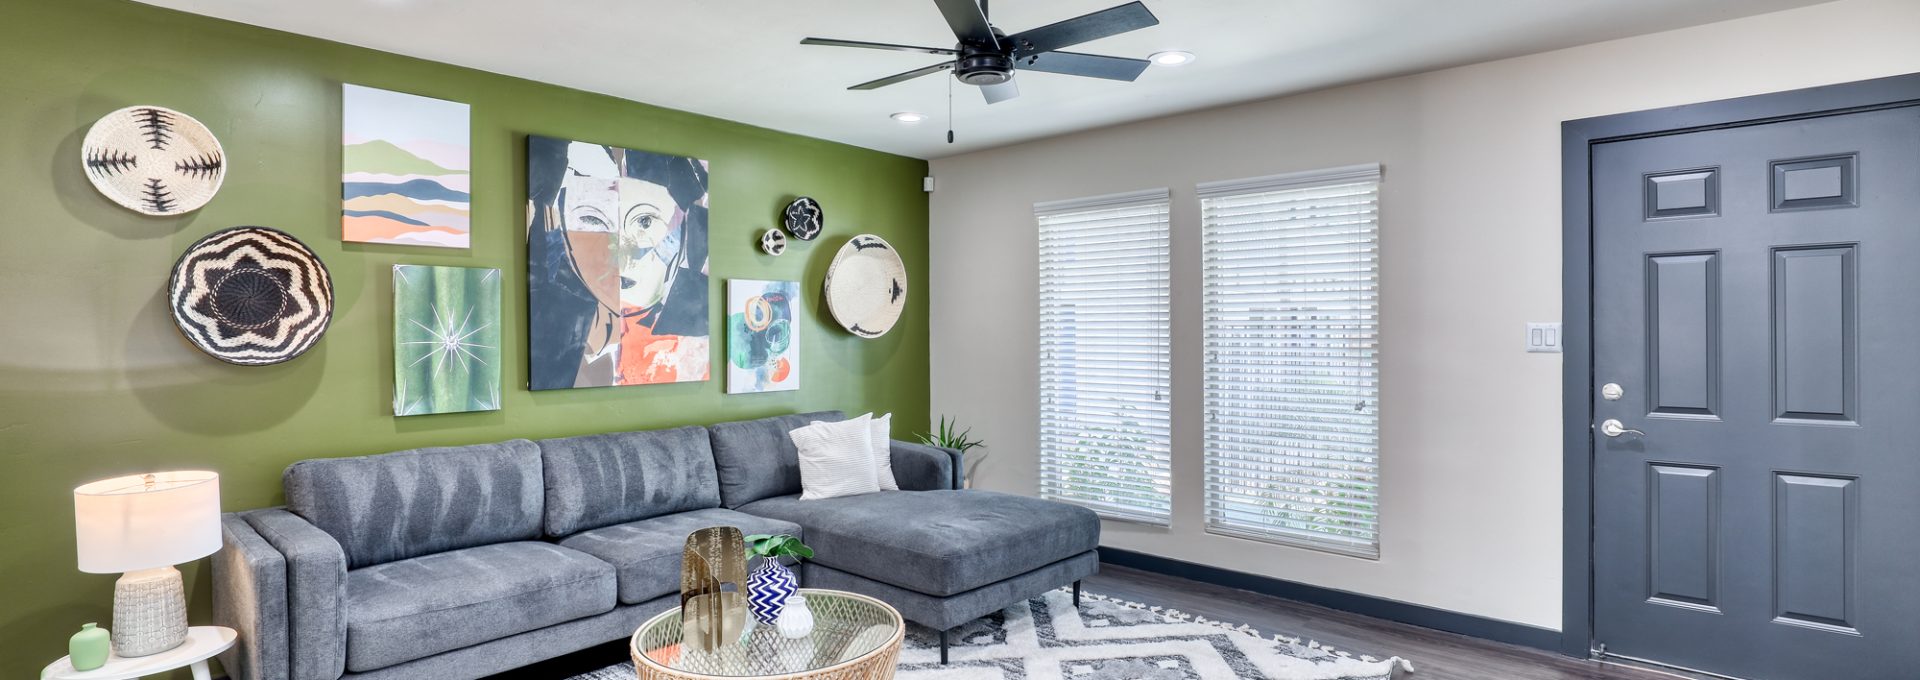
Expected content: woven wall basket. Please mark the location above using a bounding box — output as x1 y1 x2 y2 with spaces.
824 234 907 339
81 105 226 216
169 227 334 365
783 196 824 241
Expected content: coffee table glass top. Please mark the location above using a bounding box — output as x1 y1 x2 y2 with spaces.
631 589 902 677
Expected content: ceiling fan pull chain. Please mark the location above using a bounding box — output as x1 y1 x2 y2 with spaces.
947 75 956 144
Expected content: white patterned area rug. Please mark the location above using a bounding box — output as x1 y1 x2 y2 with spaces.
571 589 1412 680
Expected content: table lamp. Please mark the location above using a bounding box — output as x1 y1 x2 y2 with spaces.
73 471 221 657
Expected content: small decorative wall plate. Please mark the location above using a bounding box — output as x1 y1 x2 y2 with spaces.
82 106 226 216
824 234 907 338
760 228 787 256
782 196 823 240
169 227 333 365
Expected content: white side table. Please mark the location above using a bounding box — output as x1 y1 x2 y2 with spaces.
43 626 236 680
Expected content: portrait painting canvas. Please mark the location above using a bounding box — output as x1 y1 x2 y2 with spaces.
343 84 471 248
526 134 710 390
394 265 501 415
727 279 800 394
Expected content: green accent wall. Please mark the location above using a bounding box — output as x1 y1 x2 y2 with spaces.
0 2 929 677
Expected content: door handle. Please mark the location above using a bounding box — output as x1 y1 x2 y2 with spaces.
1599 419 1646 438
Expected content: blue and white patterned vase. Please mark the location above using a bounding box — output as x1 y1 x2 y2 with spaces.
748 559 797 625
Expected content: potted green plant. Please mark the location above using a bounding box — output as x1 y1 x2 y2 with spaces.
744 534 812 626
919 416 987 488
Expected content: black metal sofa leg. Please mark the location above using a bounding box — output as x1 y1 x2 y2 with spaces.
937 581 1083 665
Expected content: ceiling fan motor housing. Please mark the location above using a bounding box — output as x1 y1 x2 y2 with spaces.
954 51 1014 85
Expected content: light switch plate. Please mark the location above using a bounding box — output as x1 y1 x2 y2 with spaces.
1527 322 1562 353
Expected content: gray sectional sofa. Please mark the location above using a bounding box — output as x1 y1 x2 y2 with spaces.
212 411 1101 680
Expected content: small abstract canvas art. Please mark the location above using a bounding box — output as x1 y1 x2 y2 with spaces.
527 135 710 390
727 280 800 394
394 265 502 415
343 84 471 248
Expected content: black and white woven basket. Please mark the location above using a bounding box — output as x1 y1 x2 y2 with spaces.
82 105 226 216
168 227 333 365
824 234 907 338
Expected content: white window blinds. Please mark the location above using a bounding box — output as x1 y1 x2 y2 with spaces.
1036 189 1173 525
1199 164 1382 558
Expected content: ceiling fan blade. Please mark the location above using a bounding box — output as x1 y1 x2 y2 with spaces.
932 0 999 47
801 38 956 56
849 62 955 90
1020 51 1150 81
1006 1 1158 55
981 79 1020 104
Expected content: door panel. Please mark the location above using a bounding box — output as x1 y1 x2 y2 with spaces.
1772 473 1856 633
1647 253 1719 417
1592 106 1920 679
1771 246 1855 422
1647 464 1719 609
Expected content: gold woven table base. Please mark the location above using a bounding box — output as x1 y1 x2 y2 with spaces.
632 589 903 680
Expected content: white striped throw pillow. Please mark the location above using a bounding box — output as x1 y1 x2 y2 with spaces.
870 413 900 491
791 413 880 500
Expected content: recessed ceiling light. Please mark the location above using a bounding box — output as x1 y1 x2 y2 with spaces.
1149 50 1195 66
891 111 926 124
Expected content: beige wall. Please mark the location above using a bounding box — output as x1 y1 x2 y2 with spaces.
927 0 1920 630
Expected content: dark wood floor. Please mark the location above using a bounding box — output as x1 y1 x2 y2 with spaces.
1082 565 1683 680
496 564 1685 679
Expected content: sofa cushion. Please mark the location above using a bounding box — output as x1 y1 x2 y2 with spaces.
557 508 801 605
537 425 721 537
343 542 614 672
285 440 544 569
709 411 845 508
737 490 1100 597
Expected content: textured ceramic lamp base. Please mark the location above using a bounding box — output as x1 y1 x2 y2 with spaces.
112 566 188 657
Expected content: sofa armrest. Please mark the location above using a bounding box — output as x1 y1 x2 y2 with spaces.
214 514 289 680
243 508 347 680
889 440 962 491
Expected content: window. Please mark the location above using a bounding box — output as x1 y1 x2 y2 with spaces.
1199 164 1382 558
1036 189 1173 525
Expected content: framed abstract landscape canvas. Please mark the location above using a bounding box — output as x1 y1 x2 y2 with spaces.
343 84 471 248
526 135 710 390
727 279 800 394
394 265 501 415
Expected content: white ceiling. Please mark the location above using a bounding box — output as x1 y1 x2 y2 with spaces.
138 0 1829 159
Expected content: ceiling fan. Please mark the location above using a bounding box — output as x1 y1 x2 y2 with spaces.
801 0 1161 105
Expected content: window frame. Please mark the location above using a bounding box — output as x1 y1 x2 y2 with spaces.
1196 163 1384 559
1033 188 1175 526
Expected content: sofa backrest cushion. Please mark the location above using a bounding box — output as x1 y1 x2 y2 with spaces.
537 425 721 537
284 440 544 569
709 411 846 508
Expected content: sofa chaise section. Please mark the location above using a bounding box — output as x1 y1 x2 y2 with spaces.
740 490 1100 638
708 413 1097 662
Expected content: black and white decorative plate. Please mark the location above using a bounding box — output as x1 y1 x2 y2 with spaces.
824 234 907 338
82 105 226 216
761 228 787 256
782 196 824 240
169 227 333 365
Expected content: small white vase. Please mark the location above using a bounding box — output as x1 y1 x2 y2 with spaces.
776 593 815 639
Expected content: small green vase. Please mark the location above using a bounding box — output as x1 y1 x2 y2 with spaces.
69 623 109 671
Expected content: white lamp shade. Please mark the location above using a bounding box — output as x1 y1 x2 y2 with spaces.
74 471 222 574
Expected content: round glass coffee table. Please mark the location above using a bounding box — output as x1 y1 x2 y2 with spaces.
630 589 903 680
